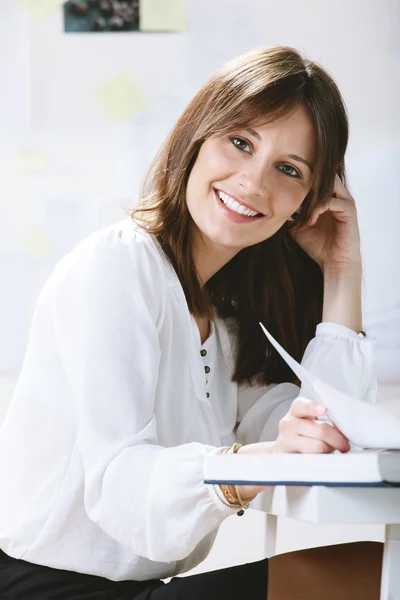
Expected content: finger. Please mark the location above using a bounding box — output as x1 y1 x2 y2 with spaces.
333 174 354 202
289 397 327 419
274 434 334 454
297 419 350 453
326 196 356 213
308 196 356 226
295 435 334 454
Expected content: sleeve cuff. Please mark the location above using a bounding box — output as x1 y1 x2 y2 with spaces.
204 448 239 517
316 322 368 341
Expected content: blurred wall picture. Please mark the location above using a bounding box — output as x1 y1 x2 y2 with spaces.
64 0 140 32
63 0 186 32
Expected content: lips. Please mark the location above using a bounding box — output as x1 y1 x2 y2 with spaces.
215 188 264 216
213 188 264 224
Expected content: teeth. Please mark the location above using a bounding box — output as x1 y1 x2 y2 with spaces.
217 190 259 217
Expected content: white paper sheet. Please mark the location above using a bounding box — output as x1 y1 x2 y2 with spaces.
259 323 400 449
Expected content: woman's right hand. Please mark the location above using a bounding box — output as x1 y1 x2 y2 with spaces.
234 397 351 501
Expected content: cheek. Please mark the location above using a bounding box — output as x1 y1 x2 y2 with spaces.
272 183 307 216
191 147 233 188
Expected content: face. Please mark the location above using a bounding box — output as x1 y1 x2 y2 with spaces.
186 104 316 259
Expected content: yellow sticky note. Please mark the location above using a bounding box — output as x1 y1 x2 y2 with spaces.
95 72 148 124
26 230 53 260
140 0 186 32
17 148 48 172
18 0 65 22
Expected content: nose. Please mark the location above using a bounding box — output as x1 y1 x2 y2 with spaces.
237 163 271 208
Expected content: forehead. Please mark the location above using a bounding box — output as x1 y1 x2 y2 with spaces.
248 105 317 160
249 105 314 137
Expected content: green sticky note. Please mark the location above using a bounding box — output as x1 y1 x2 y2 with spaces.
17 148 48 172
95 72 148 124
26 229 53 260
140 0 186 32
18 0 65 22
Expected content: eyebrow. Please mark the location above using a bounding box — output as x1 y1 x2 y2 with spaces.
244 127 314 174
245 127 262 141
287 154 314 174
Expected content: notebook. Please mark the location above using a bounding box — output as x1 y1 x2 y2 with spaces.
204 450 400 487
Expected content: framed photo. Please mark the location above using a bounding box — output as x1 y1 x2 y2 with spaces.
64 0 140 32
63 0 186 33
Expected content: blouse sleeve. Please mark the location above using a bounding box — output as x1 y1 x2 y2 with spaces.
51 228 232 564
236 322 377 445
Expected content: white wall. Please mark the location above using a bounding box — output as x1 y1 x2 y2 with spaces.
0 0 399 572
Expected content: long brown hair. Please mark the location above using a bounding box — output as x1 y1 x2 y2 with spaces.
130 46 349 386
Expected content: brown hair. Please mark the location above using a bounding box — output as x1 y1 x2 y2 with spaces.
130 46 349 386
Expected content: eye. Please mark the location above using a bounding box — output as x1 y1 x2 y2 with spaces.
229 136 251 153
278 164 302 179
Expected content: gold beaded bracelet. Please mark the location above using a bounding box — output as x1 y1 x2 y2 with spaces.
212 484 241 511
221 484 239 505
214 443 255 516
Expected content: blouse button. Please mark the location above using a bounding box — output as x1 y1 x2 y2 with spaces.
200 349 207 357
204 365 210 374
206 392 210 398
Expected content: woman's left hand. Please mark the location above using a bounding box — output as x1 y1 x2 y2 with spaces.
291 174 362 271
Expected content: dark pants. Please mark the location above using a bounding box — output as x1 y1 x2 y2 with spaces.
0 550 269 600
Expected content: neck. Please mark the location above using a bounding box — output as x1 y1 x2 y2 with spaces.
192 228 239 286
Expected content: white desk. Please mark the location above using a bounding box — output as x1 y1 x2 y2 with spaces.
252 486 400 600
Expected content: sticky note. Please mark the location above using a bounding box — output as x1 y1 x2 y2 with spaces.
95 72 148 124
26 230 53 260
18 0 65 22
17 148 48 172
140 0 186 32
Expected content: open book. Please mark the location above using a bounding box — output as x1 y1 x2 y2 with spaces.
204 324 400 487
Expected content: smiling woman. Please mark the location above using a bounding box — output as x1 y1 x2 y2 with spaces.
132 46 348 386
0 46 380 600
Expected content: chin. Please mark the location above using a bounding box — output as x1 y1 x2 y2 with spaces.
200 221 250 252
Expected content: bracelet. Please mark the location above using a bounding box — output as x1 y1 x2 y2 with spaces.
234 484 251 511
220 483 239 504
222 484 251 516
213 442 251 516
229 443 258 509
228 443 243 454
215 446 242 510
212 484 241 511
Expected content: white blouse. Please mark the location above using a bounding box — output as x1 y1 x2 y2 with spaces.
0 219 377 582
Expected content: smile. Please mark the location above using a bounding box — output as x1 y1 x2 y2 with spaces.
214 189 264 221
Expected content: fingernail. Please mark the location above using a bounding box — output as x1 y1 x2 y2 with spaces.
316 404 326 415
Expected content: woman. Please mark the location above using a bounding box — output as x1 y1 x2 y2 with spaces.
0 46 383 599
